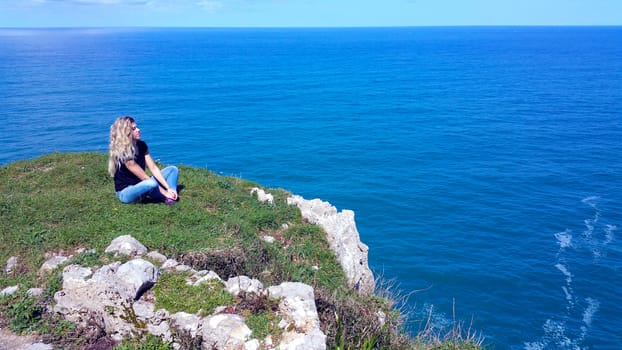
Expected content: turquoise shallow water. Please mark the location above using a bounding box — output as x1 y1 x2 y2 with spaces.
1 27 621 349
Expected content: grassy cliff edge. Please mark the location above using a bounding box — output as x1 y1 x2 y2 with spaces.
0 152 482 349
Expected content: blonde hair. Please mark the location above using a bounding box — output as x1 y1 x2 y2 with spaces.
108 116 136 177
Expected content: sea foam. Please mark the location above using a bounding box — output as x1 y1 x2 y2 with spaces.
555 230 573 249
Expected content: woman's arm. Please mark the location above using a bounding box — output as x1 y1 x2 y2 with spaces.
145 154 178 200
124 159 150 181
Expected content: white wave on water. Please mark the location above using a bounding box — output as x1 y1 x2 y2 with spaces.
555 263 573 284
581 298 599 328
582 217 595 239
524 197 613 350
554 230 573 250
578 198 617 261
580 196 599 207
603 224 617 248
560 286 573 306
555 262 575 308
524 319 580 350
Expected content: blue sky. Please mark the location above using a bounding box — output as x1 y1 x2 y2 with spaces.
1 0 621 27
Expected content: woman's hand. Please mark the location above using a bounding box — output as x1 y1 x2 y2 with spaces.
164 188 178 201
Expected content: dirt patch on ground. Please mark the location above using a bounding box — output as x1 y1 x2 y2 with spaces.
0 327 41 350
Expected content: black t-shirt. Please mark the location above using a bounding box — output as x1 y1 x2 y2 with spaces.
114 140 148 191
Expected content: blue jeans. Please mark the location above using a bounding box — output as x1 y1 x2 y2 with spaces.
116 166 179 204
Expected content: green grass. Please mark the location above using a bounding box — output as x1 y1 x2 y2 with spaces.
0 152 483 349
153 272 234 316
113 334 173 350
0 152 344 290
1 292 44 334
245 311 280 340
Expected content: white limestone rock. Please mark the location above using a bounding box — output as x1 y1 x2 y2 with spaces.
27 288 44 297
173 264 194 273
39 256 68 275
105 235 148 257
267 282 326 350
201 314 253 350
60 264 94 288
251 187 274 204
188 270 222 286
225 276 264 296
287 195 375 295
245 339 261 350
170 312 201 338
5 256 18 273
147 251 168 264
116 258 159 300
161 259 179 270
279 327 327 350
148 320 172 343
53 258 159 339
133 300 155 319
1 285 19 296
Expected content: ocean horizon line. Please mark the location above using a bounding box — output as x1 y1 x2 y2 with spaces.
1 24 621 30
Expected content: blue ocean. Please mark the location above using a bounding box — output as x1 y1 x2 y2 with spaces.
1 26 621 349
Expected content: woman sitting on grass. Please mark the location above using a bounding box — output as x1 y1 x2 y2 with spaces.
108 116 179 204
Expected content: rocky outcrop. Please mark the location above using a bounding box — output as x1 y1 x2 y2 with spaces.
267 282 326 350
47 236 326 349
286 195 375 295
53 258 159 341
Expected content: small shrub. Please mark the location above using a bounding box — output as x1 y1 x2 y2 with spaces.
3 294 44 334
246 311 279 340
114 334 173 350
216 179 233 190
236 292 282 340
51 319 77 337
171 327 203 350
40 312 109 349
316 287 412 350
181 248 248 279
